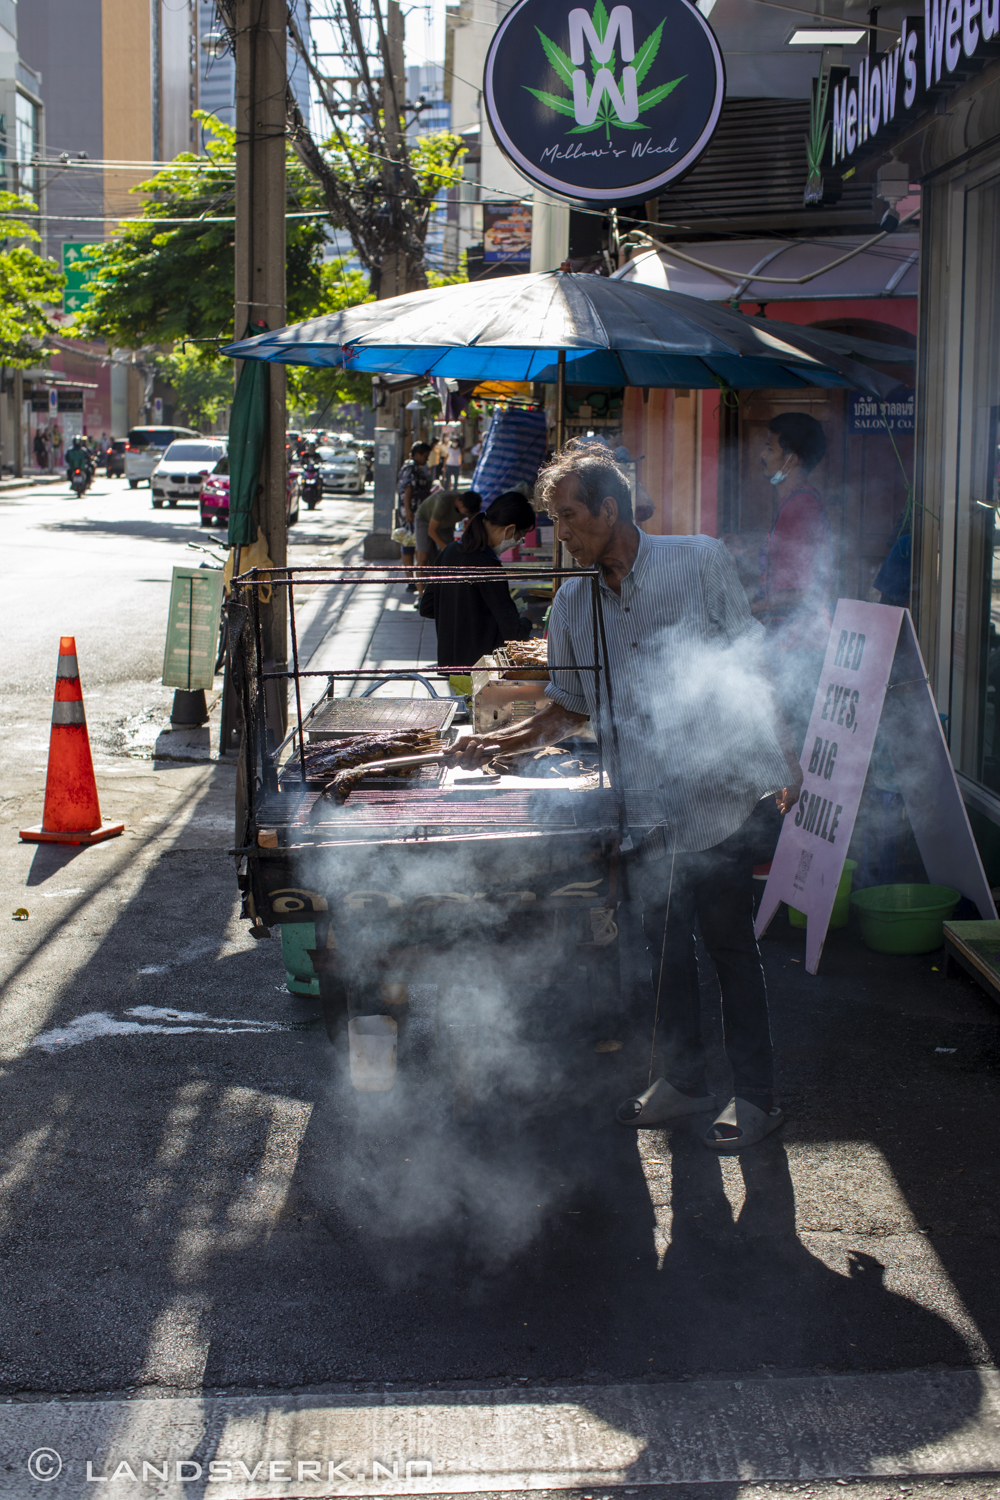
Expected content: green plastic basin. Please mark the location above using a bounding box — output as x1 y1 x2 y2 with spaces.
849 883 960 954
788 858 857 930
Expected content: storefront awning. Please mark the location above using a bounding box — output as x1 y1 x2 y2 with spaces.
615 234 919 302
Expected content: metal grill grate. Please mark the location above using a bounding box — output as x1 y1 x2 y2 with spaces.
305 698 457 741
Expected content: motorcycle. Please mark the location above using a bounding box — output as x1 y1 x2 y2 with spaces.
69 465 89 498
301 461 322 511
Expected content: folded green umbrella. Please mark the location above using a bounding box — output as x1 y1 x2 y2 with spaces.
227 325 269 548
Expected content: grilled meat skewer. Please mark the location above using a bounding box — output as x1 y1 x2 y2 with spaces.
296 729 437 782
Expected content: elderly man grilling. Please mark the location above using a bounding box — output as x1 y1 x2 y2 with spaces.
460 444 803 1152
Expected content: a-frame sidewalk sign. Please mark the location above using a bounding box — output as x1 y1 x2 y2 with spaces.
755 599 996 973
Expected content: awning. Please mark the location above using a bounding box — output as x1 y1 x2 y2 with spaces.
614 234 919 302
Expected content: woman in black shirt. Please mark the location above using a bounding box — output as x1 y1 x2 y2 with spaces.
419 490 536 674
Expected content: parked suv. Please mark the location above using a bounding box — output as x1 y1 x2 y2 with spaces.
125 425 201 488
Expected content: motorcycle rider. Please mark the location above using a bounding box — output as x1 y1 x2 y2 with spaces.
65 435 91 488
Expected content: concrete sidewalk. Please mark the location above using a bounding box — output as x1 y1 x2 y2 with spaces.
300 565 442 701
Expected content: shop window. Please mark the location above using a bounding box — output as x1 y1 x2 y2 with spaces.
951 176 1000 793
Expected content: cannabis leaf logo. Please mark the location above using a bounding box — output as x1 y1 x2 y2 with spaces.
525 0 684 140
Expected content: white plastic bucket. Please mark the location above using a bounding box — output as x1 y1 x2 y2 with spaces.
348 1015 398 1091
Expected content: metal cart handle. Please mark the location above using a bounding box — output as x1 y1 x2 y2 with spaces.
359 672 452 699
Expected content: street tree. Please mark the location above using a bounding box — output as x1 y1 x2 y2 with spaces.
75 114 329 351
153 347 234 430
0 193 65 363
251 0 465 298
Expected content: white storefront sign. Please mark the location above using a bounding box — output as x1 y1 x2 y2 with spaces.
755 600 995 973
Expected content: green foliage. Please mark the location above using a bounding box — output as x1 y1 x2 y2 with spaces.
806 72 832 179
75 114 329 351
427 255 469 288
0 192 65 364
154 347 233 430
527 1 682 140
285 260 374 422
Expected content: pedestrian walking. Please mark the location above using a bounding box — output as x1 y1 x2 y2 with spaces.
394 442 434 591
33 426 49 471
443 436 464 490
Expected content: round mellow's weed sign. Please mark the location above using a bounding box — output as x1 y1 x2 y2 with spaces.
484 0 724 203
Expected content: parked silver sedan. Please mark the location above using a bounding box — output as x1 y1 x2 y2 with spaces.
317 445 366 494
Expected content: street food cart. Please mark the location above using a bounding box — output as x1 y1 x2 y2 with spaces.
228 562 626 1054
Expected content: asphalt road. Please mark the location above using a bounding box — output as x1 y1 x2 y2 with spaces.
0 472 371 775
3 475 1000 1498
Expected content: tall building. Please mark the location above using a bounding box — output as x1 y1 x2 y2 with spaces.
405 62 450 277
18 0 197 261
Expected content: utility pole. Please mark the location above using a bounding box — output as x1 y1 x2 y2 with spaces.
378 0 407 300
234 0 288 730
365 0 408 560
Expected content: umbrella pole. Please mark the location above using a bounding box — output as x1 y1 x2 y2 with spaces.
556 349 566 453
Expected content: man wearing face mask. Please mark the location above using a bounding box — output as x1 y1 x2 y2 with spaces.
755 413 832 755
456 445 803 1153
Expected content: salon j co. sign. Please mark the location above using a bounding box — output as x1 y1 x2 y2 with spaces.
830 0 1000 170
483 0 725 202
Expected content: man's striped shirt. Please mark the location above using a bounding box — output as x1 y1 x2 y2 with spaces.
545 527 790 852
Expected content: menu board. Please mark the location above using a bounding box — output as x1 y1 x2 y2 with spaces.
161 567 225 691
755 601 995 972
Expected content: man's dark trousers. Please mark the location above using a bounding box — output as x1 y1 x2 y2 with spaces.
628 817 774 1105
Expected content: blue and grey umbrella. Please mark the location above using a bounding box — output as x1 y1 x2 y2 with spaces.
223 269 899 398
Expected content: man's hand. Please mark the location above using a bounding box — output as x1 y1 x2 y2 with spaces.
774 755 804 816
450 702 589 770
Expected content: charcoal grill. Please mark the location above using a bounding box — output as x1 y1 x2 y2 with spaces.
227 561 626 1044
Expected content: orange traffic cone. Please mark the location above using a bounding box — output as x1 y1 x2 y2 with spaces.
20 638 125 846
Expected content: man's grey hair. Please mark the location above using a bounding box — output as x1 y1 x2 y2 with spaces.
536 441 634 522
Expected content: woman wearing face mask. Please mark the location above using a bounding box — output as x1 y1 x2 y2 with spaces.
419 490 535 689
754 412 832 754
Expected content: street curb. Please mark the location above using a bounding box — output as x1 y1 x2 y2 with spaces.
0 475 69 492
3 1367 1000 1497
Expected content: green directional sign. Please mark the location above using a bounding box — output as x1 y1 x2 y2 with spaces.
62 241 99 316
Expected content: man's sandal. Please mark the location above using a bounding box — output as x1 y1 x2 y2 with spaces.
615 1077 716 1127
703 1097 784 1153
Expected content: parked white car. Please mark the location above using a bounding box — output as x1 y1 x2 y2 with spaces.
150 439 228 509
125 425 202 487
318 445 366 494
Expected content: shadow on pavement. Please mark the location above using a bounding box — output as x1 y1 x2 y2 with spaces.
24 842 93 888
0 823 994 1483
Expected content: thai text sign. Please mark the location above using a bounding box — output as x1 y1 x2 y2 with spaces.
483 0 724 202
848 391 914 434
756 600 994 972
162 567 225 691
